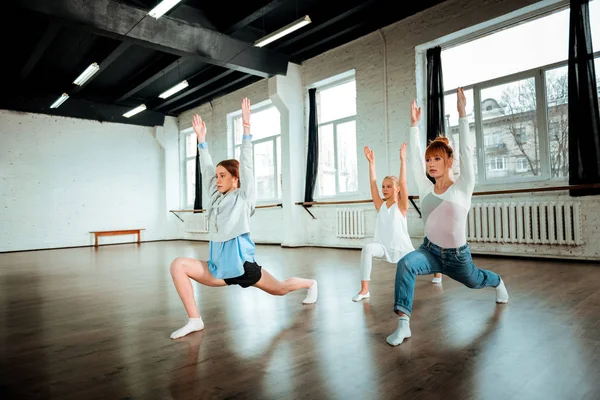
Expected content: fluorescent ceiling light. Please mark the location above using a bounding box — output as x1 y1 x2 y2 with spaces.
159 80 189 99
123 104 147 118
255 15 311 48
50 93 69 109
148 0 182 19
73 63 100 86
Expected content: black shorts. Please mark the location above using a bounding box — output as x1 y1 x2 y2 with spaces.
224 261 262 288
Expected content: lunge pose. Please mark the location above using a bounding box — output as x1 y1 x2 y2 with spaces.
386 88 508 346
169 98 317 340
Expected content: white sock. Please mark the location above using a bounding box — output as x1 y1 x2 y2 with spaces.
302 280 318 304
386 317 411 346
431 276 442 284
170 317 204 339
496 279 509 304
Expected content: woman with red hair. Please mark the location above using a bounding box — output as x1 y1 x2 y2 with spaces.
387 88 509 346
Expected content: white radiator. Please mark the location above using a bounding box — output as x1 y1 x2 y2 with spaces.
336 208 366 239
467 201 582 245
184 213 209 233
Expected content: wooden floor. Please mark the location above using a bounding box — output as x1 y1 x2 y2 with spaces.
1 241 599 400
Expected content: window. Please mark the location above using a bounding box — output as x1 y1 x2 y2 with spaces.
315 77 358 197
440 2 600 184
487 156 507 172
443 89 478 179
184 131 198 208
231 104 281 201
516 157 530 173
514 127 527 145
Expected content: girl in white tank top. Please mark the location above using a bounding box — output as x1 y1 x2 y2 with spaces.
353 143 441 302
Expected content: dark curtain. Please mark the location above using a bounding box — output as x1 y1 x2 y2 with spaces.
304 88 319 204
426 46 445 183
193 139 202 211
568 0 600 196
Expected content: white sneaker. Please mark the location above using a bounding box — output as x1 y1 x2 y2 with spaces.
352 292 370 302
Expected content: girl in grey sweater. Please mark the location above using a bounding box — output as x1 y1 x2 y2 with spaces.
169 98 318 340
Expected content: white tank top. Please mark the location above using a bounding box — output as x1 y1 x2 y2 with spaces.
372 202 415 263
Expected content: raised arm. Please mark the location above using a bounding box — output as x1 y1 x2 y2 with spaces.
409 99 434 198
397 143 409 216
454 88 476 194
364 146 383 211
193 114 218 203
239 98 255 208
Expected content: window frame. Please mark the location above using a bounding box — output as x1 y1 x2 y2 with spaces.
229 102 282 203
416 0 600 188
516 156 530 173
442 49 600 186
313 75 358 199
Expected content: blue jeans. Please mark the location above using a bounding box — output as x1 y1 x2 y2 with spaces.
394 237 501 316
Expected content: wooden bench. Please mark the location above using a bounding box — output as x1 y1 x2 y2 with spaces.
90 229 145 247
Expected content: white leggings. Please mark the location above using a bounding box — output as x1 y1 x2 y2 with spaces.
360 243 388 281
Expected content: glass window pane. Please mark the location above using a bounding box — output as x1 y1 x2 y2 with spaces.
186 134 197 158
318 80 357 124
596 57 600 108
592 1 600 53
443 9 571 89
336 120 358 193
233 116 243 146
317 124 335 196
276 136 282 199
545 65 569 178
251 106 281 141
186 159 196 207
253 140 275 200
444 90 477 180
480 77 540 180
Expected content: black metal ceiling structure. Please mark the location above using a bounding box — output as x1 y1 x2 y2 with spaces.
1 0 446 126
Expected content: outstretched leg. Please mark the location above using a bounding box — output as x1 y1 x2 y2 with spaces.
443 247 508 303
353 243 386 301
253 269 317 304
169 257 226 339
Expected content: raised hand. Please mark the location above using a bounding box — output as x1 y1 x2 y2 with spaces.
192 114 206 143
241 97 251 125
457 87 467 117
364 146 375 163
410 99 422 127
400 142 407 160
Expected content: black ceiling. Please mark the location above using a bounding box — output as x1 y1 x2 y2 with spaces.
1 0 445 126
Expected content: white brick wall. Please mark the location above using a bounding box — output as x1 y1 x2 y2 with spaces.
0 110 181 251
174 0 600 260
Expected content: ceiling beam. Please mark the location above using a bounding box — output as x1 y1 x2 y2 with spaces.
169 4 218 31
116 0 286 103
18 0 289 78
2 90 165 127
20 23 61 80
224 0 290 34
291 21 370 58
168 74 256 114
116 56 192 103
273 0 378 51
154 70 236 111
72 41 132 93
